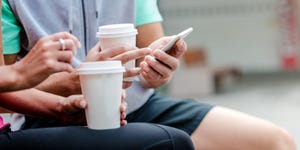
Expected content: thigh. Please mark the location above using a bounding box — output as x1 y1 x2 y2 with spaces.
0 123 194 150
21 115 66 129
127 93 214 135
191 106 295 150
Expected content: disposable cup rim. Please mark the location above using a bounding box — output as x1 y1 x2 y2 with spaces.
96 30 137 38
76 61 125 74
77 67 125 75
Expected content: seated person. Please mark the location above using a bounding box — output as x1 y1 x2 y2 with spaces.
2 0 296 149
0 32 194 150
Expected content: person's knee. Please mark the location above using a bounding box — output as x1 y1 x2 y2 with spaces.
161 126 194 150
269 127 296 150
171 129 194 150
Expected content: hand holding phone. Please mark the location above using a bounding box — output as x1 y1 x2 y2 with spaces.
161 27 193 52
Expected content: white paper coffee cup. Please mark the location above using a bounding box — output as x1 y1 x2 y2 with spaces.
77 61 125 130
97 24 138 81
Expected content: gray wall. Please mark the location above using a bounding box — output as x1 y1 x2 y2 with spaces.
158 0 299 73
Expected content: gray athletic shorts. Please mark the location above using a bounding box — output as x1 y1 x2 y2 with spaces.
126 93 214 135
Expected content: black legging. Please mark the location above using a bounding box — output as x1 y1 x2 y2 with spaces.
0 123 194 150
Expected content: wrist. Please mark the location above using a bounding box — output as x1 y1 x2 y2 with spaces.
67 70 82 94
138 74 170 88
6 63 27 91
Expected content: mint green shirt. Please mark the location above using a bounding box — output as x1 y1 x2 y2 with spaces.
1 0 163 54
1 0 21 54
135 0 163 26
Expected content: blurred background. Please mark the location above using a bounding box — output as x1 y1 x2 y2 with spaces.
158 0 300 147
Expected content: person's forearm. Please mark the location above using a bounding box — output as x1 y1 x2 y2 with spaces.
0 63 80 95
0 65 24 92
0 88 65 120
136 22 166 88
136 22 164 65
1 54 19 92
35 70 82 97
0 66 16 91
4 54 18 65
136 22 164 48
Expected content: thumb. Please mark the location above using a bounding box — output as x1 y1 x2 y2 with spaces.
74 95 87 109
79 100 87 108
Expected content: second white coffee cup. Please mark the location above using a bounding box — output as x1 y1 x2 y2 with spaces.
77 61 125 130
97 24 138 81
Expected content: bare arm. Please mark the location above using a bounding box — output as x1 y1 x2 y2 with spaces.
0 55 17 113
0 65 23 92
4 54 17 65
0 88 128 125
0 89 65 120
0 88 90 125
136 22 164 48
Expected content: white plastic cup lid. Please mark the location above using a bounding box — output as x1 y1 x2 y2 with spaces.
76 61 125 74
97 24 138 38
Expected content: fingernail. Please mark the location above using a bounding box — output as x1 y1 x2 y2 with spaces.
154 49 162 56
145 55 154 61
124 102 128 109
141 62 150 72
133 67 141 72
80 101 86 108
145 47 152 51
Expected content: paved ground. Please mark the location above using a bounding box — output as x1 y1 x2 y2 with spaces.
172 73 300 148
